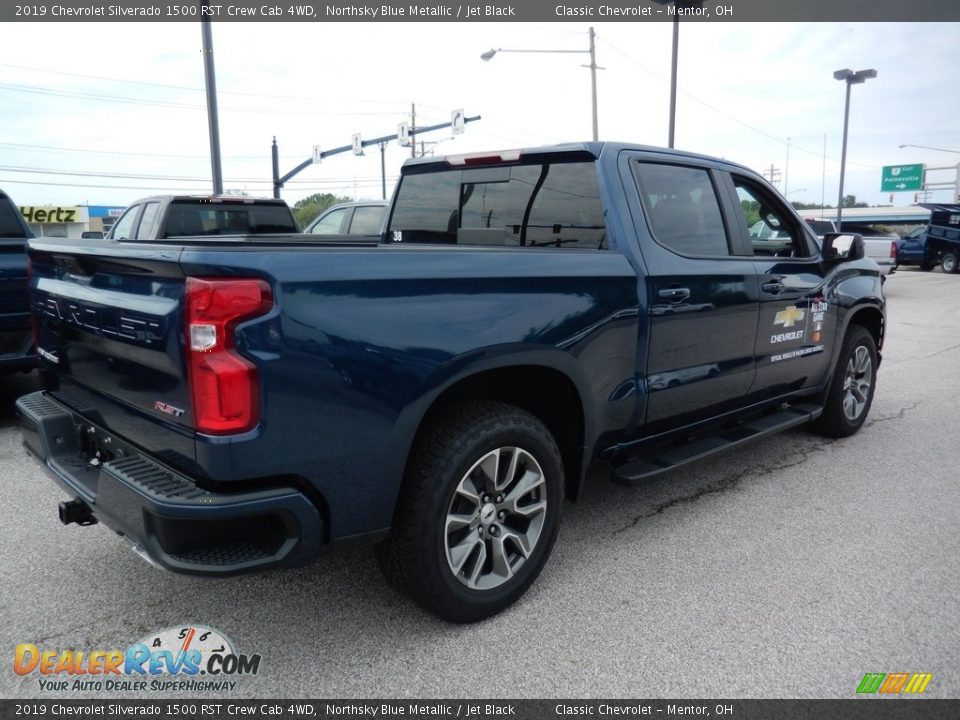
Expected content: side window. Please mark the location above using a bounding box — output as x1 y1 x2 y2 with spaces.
309 208 348 234
632 162 729 257
348 205 386 234
110 206 139 240
134 202 161 240
388 162 606 249
733 177 812 258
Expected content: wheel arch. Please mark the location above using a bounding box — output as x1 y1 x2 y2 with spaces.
845 303 885 353
403 361 591 504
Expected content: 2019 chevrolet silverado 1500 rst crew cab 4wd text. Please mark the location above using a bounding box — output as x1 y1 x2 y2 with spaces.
18 143 884 622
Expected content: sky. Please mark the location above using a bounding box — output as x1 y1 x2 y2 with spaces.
1 19 959 211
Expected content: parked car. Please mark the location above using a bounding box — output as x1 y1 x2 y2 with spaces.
304 200 388 235
0 190 36 374
107 195 297 240
803 217 897 275
895 205 960 273
19 143 884 622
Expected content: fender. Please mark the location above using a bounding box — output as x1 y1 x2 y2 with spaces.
380 346 597 516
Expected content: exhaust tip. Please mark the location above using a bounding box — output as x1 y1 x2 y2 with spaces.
59 499 98 526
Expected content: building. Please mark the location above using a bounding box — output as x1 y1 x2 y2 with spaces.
20 203 126 238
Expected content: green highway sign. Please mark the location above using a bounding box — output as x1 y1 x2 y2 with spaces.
881 164 924 192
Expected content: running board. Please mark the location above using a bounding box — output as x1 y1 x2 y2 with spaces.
611 403 823 486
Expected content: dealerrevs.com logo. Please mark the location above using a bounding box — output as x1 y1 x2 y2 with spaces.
14 625 261 693
856 672 933 695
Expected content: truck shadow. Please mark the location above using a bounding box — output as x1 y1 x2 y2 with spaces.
0 369 40 429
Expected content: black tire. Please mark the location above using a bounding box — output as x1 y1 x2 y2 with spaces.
377 400 563 623
814 325 878 438
919 262 935 272
942 252 958 274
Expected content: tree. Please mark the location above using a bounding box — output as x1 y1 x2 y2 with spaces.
843 194 869 209
291 192 352 230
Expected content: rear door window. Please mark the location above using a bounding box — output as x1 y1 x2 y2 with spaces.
389 161 606 249
631 162 730 257
134 202 161 240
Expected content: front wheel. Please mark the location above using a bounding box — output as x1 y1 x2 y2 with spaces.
378 401 564 623
942 252 958 274
814 325 878 438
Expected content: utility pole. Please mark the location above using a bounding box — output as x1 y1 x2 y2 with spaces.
410 102 417 159
379 142 387 200
201 6 223 194
764 165 781 186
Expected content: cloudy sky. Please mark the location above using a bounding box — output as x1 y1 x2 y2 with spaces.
2 20 958 210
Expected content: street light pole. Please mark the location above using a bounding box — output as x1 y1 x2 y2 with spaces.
588 27 599 142
667 15 679 148
201 7 223 195
834 68 877 231
481 28 601 141
898 143 960 154
653 0 705 149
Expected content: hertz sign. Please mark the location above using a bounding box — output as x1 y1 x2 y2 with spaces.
20 206 89 224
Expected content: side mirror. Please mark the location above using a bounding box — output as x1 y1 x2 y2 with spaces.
822 232 864 262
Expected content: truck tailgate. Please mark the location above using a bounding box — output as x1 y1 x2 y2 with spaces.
28 240 197 456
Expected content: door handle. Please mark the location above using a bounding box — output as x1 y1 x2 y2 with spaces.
761 280 784 294
658 287 691 302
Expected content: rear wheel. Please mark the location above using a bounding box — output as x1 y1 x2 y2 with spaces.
378 401 563 623
814 325 877 438
942 253 958 274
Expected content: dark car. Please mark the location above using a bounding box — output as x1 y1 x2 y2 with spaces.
304 200 388 235
0 190 36 373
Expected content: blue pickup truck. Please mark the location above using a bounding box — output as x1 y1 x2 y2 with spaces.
17 143 885 622
0 190 36 374
895 204 960 273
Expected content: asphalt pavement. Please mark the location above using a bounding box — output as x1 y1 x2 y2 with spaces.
2 267 957 700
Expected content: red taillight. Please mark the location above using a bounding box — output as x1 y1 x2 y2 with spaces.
890 241 897 259
184 277 273 434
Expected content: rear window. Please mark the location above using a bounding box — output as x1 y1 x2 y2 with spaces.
165 202 296 237
388 161 606 249
0 197 30 239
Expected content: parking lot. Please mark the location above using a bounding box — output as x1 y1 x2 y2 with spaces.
2 267 958 700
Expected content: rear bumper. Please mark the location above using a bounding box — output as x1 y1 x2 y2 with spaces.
16 391 323 576
874 258 896 276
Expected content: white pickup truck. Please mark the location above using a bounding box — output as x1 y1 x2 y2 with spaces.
802 218 897 276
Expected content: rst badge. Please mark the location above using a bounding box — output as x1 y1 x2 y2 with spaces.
153 401 185 418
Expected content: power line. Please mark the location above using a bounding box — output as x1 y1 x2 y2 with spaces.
1 62 415 106
0 177 396 192
598 39 881 171
0 82 407 117
0 141 298 161
0 163 388 184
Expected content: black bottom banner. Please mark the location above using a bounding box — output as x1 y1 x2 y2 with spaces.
1 699 958 720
